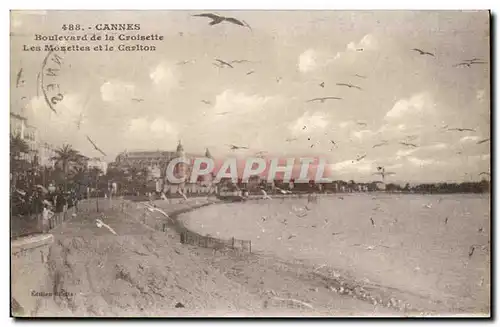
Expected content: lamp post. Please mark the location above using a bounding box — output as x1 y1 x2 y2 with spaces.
95 173 99 212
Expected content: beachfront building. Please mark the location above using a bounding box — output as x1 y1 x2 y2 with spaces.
87 157 108 175
37 142 57 168
112 141 212 195
10 112 38 163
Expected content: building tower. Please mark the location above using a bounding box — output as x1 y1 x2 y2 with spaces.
205 148 212 159
174 140 188 189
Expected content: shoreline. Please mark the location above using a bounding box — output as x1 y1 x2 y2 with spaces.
171 194 489 315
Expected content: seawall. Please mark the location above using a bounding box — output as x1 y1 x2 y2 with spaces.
11 233 54 317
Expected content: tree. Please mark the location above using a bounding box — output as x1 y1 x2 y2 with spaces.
10 134 29 160
10 134 31 189
51 144 84 191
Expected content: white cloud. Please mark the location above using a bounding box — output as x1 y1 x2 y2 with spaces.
460 135 481 143
469 154 490 162
298 34 378 73
333 34 379 62
407 156 436 167
150 118 177 136
329 159 375 174
289 112 329 135
351 129 375 140
385 163 403 170
297 49 336 73
395 148 418 159
339 121 352 128
385 92 436 120
395 143 448 160
29 94 85 128
25 94 92 148
100 80 136 102
426 143 448 150
128 117 178 139
298 49 319 73
149 62 178 90
128 117 149 133
213 90 275 115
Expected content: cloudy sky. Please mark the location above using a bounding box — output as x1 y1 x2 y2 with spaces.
10 10 490 182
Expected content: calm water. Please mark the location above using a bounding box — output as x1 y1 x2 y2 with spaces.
180 193 490 314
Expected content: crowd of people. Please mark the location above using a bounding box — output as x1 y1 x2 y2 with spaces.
11 183 81 233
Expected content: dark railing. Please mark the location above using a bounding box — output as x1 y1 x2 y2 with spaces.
180 230 252 253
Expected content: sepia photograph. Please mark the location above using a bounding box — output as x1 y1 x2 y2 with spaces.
9 9 491 317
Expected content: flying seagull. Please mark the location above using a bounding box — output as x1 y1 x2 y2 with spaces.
464 58 484 63
16 68 24 88
355 154 367 162
469 61 488 65
356 121 368 127
86 135 107 156
336 83 362 90
201 100 211 105
176 59 196 65
453 60 487 67
230 59 254 64
453 62 472 68
192 13 250 29
354 74 367 79
306 97 342 103
214 59 234 68
373 141 389 148
246 70 255 75
373 167 396 180
399 142 418 148
412 48 435 57
477 138 490 144
227 144 249 150
319 82 325 88
285 137 298 142
144 203 174 222
370 217 375 226
216 111 230 116
96 219 117 235
405 135 419 141
469 245 475 258
131 98 144 102
448 128 476 132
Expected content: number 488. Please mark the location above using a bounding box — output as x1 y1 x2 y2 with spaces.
61 24 82 31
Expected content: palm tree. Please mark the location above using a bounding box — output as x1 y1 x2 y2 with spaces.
51 144 84 191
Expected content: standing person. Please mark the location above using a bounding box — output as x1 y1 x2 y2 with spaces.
42 201 54 232
54 189 64 226
73 189 79 213
62 192 69 221
42 204 50 232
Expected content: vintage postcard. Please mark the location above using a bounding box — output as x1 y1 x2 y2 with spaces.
10 10 490 317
